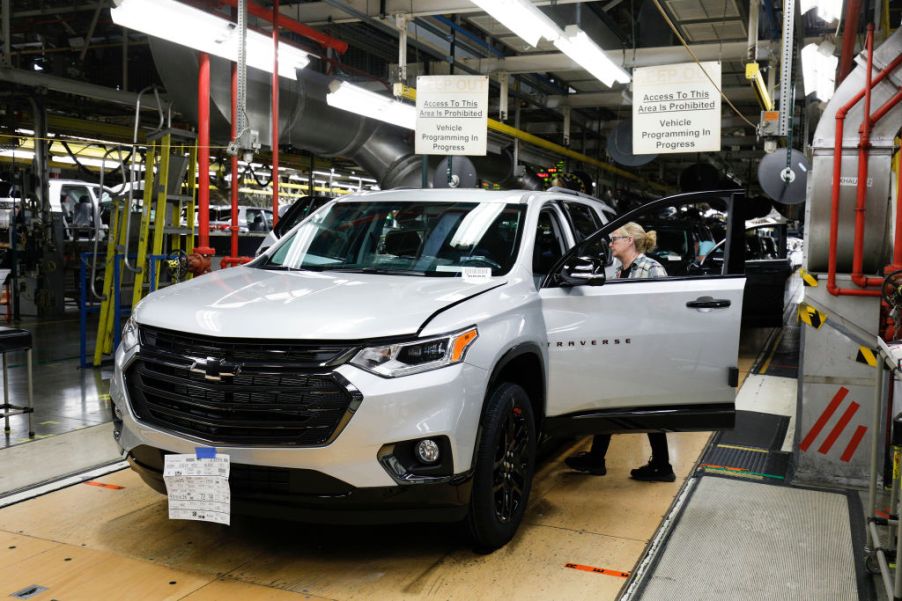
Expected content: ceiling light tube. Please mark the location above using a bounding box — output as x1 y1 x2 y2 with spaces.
553 25 630 87
801 41 838 102
326 81 416 130
470 0 560 48
799 0 842 22
110 0 309 79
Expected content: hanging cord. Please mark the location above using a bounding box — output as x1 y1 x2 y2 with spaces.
649 0 758 129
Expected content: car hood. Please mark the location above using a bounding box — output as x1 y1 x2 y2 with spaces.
134 266 502 340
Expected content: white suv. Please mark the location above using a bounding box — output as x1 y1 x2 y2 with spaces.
111 188 745 549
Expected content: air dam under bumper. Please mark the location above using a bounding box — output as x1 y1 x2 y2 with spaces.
129 445 472 524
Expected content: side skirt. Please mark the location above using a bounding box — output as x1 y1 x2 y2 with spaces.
543 403 735 436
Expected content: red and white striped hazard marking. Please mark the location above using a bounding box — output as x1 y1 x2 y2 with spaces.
800 386 868 462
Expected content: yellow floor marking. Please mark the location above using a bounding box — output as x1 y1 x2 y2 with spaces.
758 328 785 375
716 444 769 454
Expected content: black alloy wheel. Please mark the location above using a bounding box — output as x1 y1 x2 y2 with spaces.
493 398 531 523
467 382 536 552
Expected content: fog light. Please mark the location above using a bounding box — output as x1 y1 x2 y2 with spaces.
415 439 440 464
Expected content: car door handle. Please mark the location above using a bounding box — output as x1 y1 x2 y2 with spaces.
686 296 731 309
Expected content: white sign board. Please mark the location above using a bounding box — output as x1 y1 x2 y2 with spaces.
633 61 722 154
416 75 488 156
164 453 231 525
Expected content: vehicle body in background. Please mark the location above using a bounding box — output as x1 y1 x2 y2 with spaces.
112 188 745 550
1 179 115 241
203 205 274 234
690 217 794 326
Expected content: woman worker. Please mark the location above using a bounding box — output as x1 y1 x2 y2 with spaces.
564 221 676 482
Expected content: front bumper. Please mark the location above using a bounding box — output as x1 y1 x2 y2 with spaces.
112 342 489 490
128 445 472 524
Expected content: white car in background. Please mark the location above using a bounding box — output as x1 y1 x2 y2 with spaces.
111 188 745 550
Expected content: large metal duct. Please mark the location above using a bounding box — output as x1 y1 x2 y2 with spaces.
150 39 519 190
805 27 902 273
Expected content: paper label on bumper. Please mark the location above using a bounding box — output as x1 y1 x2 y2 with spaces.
163 454 231 525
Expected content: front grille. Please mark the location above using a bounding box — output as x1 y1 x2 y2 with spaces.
126 327 362 446
140 326 354 368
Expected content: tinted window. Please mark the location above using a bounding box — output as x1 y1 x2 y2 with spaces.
563 201 602 240
533 209 567 276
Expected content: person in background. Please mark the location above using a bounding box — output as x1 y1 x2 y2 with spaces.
564 222 676 482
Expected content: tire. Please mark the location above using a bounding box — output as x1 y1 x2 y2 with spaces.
466 382 536 552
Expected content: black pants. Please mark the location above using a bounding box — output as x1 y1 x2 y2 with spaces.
589 432 670 467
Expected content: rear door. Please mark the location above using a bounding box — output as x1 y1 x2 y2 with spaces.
541 191 746 434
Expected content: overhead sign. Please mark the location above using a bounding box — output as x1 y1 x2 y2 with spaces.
416 75 488 156
632 61 722 155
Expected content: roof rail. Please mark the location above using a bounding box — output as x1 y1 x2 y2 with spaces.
545 186 604 203
545 186 616 216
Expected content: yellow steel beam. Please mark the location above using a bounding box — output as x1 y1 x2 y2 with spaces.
394 84 671 194
745 62 774 111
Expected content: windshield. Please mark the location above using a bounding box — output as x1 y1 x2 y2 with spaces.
256 201 526 276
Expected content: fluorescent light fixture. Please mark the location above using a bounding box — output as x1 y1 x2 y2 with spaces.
801 41 838 101
553 25 630 87
110 0 310 79
0 150 35 160
470 0 560 48
52 155 121 168
326 81 416 130
799 0 842 22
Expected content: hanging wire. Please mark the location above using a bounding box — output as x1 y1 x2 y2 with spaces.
649 0 758 129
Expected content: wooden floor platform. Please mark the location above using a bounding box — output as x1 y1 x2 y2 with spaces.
1 431 712 601
0 329 767 601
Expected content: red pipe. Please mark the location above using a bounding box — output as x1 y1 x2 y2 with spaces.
271 0 280 229
895 125 902 268
230 59 240 259
837 0 863 85
218 0 348 54
849 25 875 289
826 33 902 297
195 51 215 257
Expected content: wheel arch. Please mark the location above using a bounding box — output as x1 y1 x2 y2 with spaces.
485 343 546 430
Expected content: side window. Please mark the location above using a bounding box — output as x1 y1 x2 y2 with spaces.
563 201 602 241
533 209 567 278
626 198 729 278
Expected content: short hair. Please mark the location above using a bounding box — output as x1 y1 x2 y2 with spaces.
614 222 657 254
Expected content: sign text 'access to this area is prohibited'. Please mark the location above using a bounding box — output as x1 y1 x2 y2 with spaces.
415 75 488 156
633 61 721 154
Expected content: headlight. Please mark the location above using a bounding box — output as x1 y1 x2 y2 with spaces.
120 315 139 354
350 327 478 377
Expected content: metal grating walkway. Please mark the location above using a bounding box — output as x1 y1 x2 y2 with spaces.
638 476 858 600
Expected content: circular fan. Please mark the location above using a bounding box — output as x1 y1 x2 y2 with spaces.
433 156 478 188
607 121 657 167
758 149 809 205
679 163 720 192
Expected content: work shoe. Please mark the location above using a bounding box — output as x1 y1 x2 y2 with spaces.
564 452 606 475
630 461 676 482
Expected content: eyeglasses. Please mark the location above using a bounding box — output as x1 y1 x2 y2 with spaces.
609 236 631 242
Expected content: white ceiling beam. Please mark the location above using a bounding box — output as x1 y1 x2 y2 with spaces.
291 0 586 26
545 86 759 108
459 41 773 74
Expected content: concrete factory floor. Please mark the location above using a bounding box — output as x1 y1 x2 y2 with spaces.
0 299 794 601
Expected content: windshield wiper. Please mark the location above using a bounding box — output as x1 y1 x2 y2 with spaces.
326 267 425 276
256 263 306 271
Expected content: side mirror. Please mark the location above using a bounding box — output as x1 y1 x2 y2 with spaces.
559 255 606 287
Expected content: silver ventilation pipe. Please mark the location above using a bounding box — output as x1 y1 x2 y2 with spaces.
805 27 902 273
150 39 520 190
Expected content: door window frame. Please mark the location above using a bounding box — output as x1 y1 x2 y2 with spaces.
542 190 746 288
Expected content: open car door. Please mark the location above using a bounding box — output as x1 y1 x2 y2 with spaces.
540 190 746 435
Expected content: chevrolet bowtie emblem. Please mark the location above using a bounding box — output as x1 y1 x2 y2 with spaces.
189 357 240 382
